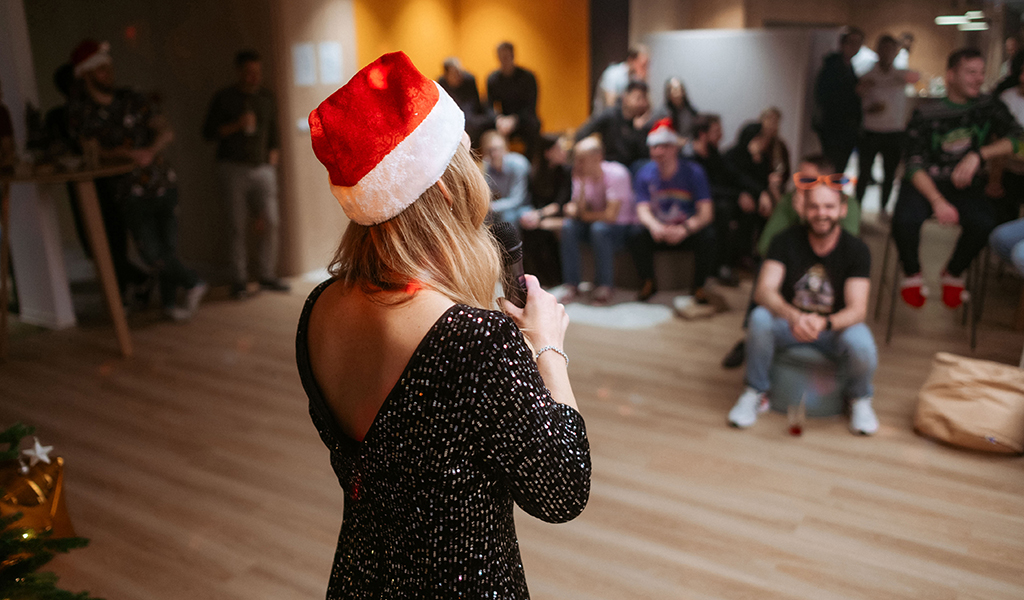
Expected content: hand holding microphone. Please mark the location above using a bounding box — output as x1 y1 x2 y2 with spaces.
492 221 568 353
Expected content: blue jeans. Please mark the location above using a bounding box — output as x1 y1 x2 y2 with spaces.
560 220 640 287
745 306 878 399
990 217 1024 274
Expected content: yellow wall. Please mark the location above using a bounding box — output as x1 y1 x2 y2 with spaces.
353 0 590 134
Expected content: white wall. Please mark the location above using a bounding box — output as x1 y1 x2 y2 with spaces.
645 27 841 165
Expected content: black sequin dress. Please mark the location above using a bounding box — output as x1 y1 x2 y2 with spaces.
296 280 592 599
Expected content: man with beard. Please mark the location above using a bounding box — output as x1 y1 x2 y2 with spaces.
893 47 1021 310
727 181 878 435
203 49 289 299
69 39 207 320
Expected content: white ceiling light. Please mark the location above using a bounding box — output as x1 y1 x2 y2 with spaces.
935 10 987 26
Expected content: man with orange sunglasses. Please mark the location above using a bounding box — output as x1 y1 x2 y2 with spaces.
893 47 1022 309
728 175 877 434
722 155 861 369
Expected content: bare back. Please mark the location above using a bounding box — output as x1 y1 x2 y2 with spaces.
306 281 455 442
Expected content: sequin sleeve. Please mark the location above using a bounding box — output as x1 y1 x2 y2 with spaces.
475 312 591 524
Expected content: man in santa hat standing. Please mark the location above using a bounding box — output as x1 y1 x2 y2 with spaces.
68 39 207 321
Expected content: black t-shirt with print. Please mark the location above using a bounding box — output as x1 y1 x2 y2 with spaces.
766 225 871 315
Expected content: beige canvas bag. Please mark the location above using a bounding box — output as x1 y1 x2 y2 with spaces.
914 352 1024 454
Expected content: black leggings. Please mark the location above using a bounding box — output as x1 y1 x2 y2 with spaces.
892 180 996 277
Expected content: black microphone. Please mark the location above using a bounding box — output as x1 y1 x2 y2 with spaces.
492 221 527 308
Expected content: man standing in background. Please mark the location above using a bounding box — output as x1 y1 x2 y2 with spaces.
855 34 918 217
203 50 288 299
592 44 649 114
486 42 541 160
814 28 864 175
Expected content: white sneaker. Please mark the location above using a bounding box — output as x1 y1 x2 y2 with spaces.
849 397 879 435
184 281 209 315
728 387 769 428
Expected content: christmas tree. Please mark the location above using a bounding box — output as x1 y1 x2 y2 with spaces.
0 423 101 600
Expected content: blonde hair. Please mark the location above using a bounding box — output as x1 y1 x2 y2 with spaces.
328 144 502 309
573 135 603 157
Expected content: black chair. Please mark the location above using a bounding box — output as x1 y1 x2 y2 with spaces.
872 227 986 350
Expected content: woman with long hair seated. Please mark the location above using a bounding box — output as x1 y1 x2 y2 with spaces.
296 52 591 599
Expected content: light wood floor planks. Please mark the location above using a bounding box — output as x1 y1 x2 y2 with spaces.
2 219 1023 600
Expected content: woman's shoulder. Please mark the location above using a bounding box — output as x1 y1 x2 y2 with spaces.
443 304 520 337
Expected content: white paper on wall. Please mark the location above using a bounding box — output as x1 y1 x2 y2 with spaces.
293 43 317 87
319 42 343 85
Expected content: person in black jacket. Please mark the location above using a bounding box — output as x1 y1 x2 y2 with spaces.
439 57 493 149
814 28 864 175
486 42 541 160
574 80 652 173
689 113 761 286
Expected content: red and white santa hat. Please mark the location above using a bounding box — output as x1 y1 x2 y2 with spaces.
309 51 465 226
71 39 112 78
646 118 681 147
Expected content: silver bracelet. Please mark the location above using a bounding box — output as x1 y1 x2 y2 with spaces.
534 345 568 366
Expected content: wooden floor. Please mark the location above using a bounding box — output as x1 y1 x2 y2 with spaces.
2 219 1023 600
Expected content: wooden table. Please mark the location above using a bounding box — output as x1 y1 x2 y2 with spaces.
1 161 136 360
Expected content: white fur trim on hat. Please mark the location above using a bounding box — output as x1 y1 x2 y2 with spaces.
73 43 111 78
330 82 465 225
647 125 681 147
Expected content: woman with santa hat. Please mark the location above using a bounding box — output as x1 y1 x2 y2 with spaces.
295 52 590 598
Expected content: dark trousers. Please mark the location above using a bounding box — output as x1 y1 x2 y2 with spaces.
995 171 1024 224
712 194 742 272
509 115 541 161
892 180 997 277
522 228 562 288
855 131 903 210
94 175 149 295
123 189 198 308
632 224 715 291
818 128 857 175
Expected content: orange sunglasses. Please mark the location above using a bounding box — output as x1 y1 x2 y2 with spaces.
792 173 856 190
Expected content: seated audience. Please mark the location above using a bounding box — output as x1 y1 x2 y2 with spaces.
688 113 761 286
559 136 641 304
438 57 493 148
521 134 573 286
722 155 861 369
893 47 1021 310
725 107 791 267
486 42 541 159
633 119 715 303
855 34 918 215
728 178 878 435
481 130 532 225
575 80 652 172
654 77 698 138
593 44 649 114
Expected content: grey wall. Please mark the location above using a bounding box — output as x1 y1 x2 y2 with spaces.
24 0 277 281
645 27 841 166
